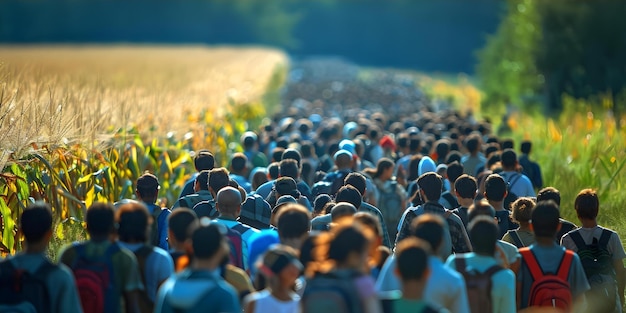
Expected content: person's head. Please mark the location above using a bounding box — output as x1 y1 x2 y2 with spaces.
86 202 116 240
230 153 248 175
313 194 333 216
465 134 481 154
500 148 518 170
329 225 370 269
374 158 395 180
511 197 535 225
258 245 303 288
208 167 230 195
501 139 514 150
354 212 383 243
531 200 561 238
194 150 215 172
468 199 496 222
267 162 280 180
344 172 367 198
279 159 300 179
136 173 160 203
417 172 443 202
395 238 432 285
468 216 499 256
274 177 299 198
116 202 151 243
241 131 258 150
215 186 242 218
335 185 362 209
435 140 450 161
334 150 353 169
330 202 358 223
251 169 269 191
193 170 210 192
446 161 464 185
168 208 198 248
271 195 299 227
281 148 302 168
410 214 445 254
21 202 53 246
188 222 228 265
484 174 507 202
574 188 599 220
520 140 532 155
537 187 561 207
455 174 477 200
276 204 311 243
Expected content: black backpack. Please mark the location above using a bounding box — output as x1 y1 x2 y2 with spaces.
570 229 619 313
441 192 459 210
503 173 522 210
302 270 363 313
455 257 503 313
0 259 56 313
508 230 527 248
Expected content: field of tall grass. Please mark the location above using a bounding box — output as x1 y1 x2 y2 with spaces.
0 46 287 256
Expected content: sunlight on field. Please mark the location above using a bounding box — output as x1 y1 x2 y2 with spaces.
0 46 286 161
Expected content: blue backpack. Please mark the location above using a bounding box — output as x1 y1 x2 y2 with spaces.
0 258 56 313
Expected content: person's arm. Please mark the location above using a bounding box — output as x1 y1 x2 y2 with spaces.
243 296 256 313
55 267 84 313
614 259 625 306
452 277 471 313
497 271 517 313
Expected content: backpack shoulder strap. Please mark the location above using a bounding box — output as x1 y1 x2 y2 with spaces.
568 230 587 251
509 173 522 189
134 245 154 284
483 264 504 277
510 230 524 248
232 223 248 235
598 229 613 248
520 248 543 280
454 257 467 273
557 250 575 281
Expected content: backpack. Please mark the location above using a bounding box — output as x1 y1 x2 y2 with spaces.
133 245 155 313
569 229 618 313
71 242 121 313
508 230 526 248
225 225 246 270
495 210 517 239
150 205 169 248
503 173 522 210
302 270 363 313
376 180 403 240
520 248 574 311
239 194 271 229
0 258 56 313
192 200 218 219
455 257 503 313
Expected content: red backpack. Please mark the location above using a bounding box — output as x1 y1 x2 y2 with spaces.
520 248 574 312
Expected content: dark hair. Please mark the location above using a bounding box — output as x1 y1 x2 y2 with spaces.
252 170 269 191
168 208 198 242
194 150 215 171
455 174 477 199
195 170 210 191
279 159 300 179
520 140 532 154
271 148 285 163
407 154 424 182
331 203 358 222
354 212 382 239
501 139 514 150
116 202 151 243
208 167 230 193
575 189 599 220
328 225 368 264
500 149 517 169
313 194 333 215
410 214 444 253
281 148 302 168
435 140 450 161
511 197 535 224
335 185 362 209
417 172 443 201
370 158 394 180
86 202 116 238
344 172 366 196
396 238 431 281
446 151 462 165
230 153 248 173
532 200 561 238
267 162 280 180
446 161 464 184
277 204 311 240
468 199 496 222
21 202 53 244
191 223 224 259
484 174 507 202
537 187 561 206
465 135 481 153
468 216 499 256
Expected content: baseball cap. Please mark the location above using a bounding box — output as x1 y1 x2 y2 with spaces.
333 149 353 161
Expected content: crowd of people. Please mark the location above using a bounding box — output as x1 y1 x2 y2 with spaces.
1 107 625 313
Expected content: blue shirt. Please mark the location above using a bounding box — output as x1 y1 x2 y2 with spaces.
230 174 252 194
154 269 240 313
118 243 174 302
146 203 170 251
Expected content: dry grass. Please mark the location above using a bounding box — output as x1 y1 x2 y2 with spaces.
0 45 287 166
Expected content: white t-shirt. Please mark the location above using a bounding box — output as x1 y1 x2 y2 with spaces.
246 289 301 313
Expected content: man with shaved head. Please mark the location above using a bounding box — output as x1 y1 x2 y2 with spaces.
215 186 260 271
